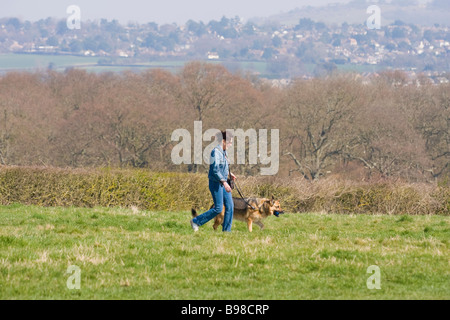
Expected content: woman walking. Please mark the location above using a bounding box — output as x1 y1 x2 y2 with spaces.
190 130 236 232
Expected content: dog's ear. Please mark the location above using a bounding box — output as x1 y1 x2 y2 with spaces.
270 195 274 206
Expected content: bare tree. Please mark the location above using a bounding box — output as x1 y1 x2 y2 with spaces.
176 62 242 172
178 61 233 124
0 71 58 166
407 83 449 180
343 78 430 181
93 71 179 168
0 67 446 183
282 76 362 180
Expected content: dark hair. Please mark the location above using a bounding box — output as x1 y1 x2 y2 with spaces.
221 130 233 142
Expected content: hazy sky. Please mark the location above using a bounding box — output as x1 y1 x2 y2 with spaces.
2 0 356 24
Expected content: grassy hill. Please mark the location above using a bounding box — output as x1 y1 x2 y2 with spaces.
0 204 448 299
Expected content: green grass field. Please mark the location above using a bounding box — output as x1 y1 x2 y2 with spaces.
0 204 448 300
0 53 269 75
0 53 382 79
0 53 99 71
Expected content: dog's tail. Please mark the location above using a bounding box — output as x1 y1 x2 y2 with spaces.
191 208 198 218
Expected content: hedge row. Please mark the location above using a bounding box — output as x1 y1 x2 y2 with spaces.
0 166 210 211
0 166 448 215
237 176 449 215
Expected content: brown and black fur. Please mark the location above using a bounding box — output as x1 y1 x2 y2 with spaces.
192 196 284 232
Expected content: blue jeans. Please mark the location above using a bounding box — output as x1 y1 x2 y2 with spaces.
192 179 233 232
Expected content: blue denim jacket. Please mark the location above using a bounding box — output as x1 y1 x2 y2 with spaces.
208 145 229 183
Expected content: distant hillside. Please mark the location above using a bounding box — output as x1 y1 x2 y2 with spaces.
250 0 450 26
1 1 449 78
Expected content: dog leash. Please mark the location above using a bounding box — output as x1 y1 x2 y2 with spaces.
233 177 258 211
233 177 283 217
221 145 258 211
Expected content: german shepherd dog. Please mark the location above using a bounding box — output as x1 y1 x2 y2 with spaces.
192 196 284 232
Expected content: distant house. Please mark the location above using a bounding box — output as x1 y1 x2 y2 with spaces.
84 50 96 56
207 52 219 60
9 41 23 51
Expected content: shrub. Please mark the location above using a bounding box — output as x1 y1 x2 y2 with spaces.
0 166 211 211
0 166 447 215
236 175 448 215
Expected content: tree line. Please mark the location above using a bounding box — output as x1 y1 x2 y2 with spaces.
0 62 448 182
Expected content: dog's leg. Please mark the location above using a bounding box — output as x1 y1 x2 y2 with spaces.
213 218 221 231
213 206 225 231
247 219 253 232
255 221 265 230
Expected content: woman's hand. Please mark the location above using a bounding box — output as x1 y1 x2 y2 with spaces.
223 182 232 193
230 173 237 181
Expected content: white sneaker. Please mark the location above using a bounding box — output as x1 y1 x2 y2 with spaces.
190 219 199 232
